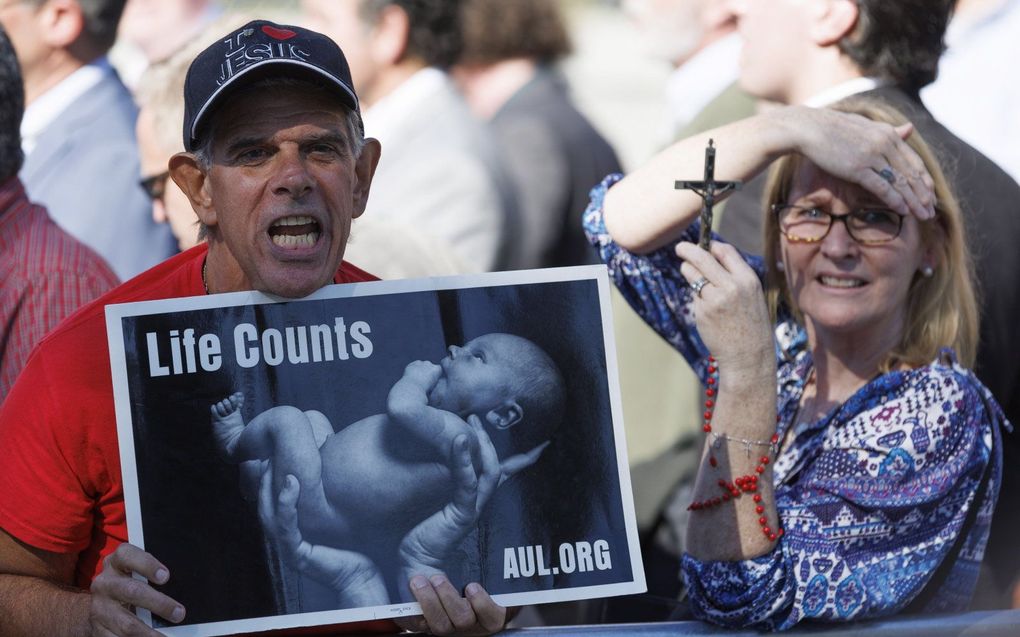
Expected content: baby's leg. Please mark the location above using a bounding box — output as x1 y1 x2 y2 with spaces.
210 394 325 507
211 392 246 460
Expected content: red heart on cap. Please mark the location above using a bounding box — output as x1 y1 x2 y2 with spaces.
262 25 297 40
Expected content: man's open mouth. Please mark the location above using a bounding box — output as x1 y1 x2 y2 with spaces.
269 215 321 248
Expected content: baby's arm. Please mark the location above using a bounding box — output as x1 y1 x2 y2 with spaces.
387 361 471 456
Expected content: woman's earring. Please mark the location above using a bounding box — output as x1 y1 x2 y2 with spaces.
921 266 934 278
775 261 785 272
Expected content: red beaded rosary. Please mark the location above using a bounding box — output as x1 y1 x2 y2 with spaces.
688 355 784 542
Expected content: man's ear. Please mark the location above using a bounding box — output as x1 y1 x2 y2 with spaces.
485 400 523 430
352 138 381 219
370 4 410 65
169 152 217 229
809 0 858 47
38 0 84 49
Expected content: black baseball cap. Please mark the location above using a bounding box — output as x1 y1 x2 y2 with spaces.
182 19 360 151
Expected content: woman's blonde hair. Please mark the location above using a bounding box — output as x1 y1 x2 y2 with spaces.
762 98 979 370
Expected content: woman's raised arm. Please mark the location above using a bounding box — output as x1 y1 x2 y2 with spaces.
603 106 935 254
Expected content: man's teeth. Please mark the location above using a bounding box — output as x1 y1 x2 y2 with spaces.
270 216 319 248
820 276 864 288
273 215 315 227
272 232 319 247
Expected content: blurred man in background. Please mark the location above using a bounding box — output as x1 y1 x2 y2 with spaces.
0 0 175 279
0 24 118 402
111 0 220 88
302 0 518 274
922 0 1020 183
623 0 754 141
454 0 621 269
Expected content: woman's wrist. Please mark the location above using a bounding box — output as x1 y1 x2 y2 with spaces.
717 352 775 393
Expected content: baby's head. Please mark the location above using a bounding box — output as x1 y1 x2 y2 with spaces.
428 333 565 451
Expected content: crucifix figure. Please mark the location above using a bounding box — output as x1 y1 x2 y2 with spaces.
675 140 742 250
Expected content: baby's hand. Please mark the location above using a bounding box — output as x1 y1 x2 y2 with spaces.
402 360 442 390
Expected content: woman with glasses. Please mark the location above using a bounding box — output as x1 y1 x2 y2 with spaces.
585 98 1006 629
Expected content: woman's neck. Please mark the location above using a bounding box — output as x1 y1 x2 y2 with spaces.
806 324 902 405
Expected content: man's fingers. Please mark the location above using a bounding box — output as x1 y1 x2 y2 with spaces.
409 575 454 635
92 574 185 625
92 545 186 628
465 582 508 634
90 595 169 636
406 576 508 636
89 622 121 637
104 543 168 583
432 574 477 633
414 574 482 635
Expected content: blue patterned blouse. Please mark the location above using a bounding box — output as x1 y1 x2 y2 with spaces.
584 175 1008 630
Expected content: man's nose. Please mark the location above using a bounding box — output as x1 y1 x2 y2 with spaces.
271 148 314 198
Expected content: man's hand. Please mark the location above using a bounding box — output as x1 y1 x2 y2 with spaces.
89 543 185 636
400 575 510 636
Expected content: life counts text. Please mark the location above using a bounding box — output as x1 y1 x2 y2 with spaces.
146 317 373 377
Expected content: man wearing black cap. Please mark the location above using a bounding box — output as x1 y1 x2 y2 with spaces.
0 20 508 637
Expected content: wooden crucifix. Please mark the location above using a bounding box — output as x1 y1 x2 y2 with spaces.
675 140 742 250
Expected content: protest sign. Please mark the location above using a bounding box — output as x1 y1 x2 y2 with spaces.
107 266 644 636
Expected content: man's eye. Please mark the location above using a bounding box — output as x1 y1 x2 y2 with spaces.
309 144 341 157
237 148 269 163
802 207 826 220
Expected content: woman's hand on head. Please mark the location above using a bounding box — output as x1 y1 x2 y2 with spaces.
677 240 775 381
777 106 937 222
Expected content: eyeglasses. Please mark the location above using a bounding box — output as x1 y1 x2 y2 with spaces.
139 171 170 201
772 204 904 244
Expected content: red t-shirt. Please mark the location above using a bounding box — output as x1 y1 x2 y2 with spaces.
0 244 394 634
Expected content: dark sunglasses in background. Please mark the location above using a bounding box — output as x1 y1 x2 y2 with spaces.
139 171 171 201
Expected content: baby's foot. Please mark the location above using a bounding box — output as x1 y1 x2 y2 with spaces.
211 392 245 460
